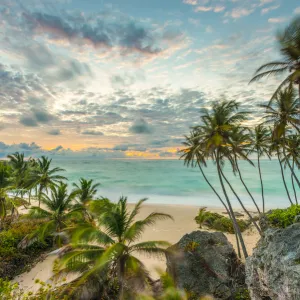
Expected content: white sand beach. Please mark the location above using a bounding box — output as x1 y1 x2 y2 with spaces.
14 203 260 290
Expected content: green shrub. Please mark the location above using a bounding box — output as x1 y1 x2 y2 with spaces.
267 205 300 228
195 211 249 234
234 288 251 300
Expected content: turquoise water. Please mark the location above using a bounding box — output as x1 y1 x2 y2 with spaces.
52 158 299 210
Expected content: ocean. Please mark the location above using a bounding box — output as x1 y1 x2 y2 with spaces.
52 157 299 210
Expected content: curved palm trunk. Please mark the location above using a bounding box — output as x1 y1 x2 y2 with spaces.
38 185 43 207
277 149 293 205
257 155 265 213
234 156 261 214
216 152 248 259
291 159 298 205
220 168 262 236
197 162 242 258
282 133 300 188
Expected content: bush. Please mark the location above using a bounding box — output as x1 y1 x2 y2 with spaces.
267 205 300 228
195 211 249 234
0 219 52 279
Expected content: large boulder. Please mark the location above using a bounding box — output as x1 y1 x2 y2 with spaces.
246 223 300 300
166 231 245 299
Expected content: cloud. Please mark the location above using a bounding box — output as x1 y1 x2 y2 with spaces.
294 7 300 14
129 119 152 134
47 129 61 135
261 5 279 15
21 11 185 58
225 8 254 19
194 6 224 13
33 109 53 123
268 17 287 23
19 116 39 127
113 144 129 151
81 130 104 136
183 0 198 5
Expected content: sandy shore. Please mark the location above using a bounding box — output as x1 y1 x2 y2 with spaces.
14 203 260 290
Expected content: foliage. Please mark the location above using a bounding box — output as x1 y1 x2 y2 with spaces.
195 211 249 234
267 205 300 228
0 219 52 279
54 197 172 299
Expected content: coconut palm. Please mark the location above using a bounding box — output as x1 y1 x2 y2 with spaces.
250 16 300 102
23 182 80 247
283 135 300 203
192 100 250 258
261 86 300 188
72 178 101 222
32 156 66 207
55 197 172 299
249 125 271 213
0 162 13 225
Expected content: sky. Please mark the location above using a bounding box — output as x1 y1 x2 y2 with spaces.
0 0 299 159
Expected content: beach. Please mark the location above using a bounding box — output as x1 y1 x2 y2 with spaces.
14 203 260 290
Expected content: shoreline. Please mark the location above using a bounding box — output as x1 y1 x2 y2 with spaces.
15 202 261 290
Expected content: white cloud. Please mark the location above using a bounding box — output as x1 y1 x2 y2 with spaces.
294 7 300 14
226 8 254 19
268 17 287 23
194 5 225 13
260 0 275 5
183 0 198 5
206 25 214 33
261 5 279 15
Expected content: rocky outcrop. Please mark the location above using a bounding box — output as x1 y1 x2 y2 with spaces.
166 231 245 299
246 223 300 300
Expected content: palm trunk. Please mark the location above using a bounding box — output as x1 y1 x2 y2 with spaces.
235 156 261 214
277 149 293 205
197 161 241 258
291 159 298 205
216 151 248 258
28 189 32 205
38 185 43 207
220 168 262 236
257 155 265 214
283 132 300 188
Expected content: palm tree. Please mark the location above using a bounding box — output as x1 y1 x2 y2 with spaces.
192 100 250 258
230 126 261 215
55 197 173 299
72 178 101 222
32 156 66 207
249 125 271 214
0 162 13 226
261 86 300 188
250 16 300 102
283 135 300 204
23 182 80 247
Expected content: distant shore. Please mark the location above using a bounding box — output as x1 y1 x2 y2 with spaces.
15 203 260 290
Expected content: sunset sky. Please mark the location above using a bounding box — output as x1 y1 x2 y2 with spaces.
0 0 299 159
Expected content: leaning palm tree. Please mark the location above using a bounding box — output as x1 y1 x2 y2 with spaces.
32 156 66 207
249 125 271 213
192 100 250 258
250 16 300 102
283 134 300 204
54 197 173 299
22 182 80 247
261 86 300 188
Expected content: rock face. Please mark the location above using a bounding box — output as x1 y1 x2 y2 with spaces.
246 223 300 300
166 231 245 299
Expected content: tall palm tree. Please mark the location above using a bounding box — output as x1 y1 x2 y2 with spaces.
249 125 271 214
230 126 261 215
22 182 80 247
261 86 300 188
181 130 242 258
0 162 13 225
55 197 172 299
192 100 250 258
250 16 300 102
283 135 300 204
32 156 66 207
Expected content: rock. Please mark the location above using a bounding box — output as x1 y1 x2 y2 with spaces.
166 231 245 299
246 223 300 300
